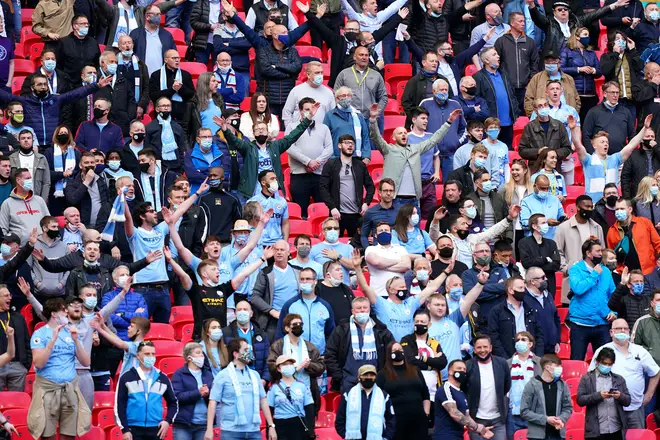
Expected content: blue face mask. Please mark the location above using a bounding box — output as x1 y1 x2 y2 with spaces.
536 191 548 200
416 270 429 282
465 206 477 219
354 312 370 324
236 310 250 325
435 92 448 103
474 157 487 168
281 365 296 377
84 297 97 309
121 50 133 58
208 179 221 187
449 287 463 300
553 367 563 379
43 60 56 72
300 283 314 294
235 233 248 246
616 39 627 50
614 332 630 342
312 74 323 86
651 10 660 21
480 180 493 193
487 128 500 140
377 231 391 245
411 214 420 226
22 178 33 191
615 209 628 222
200 138 213 151
0 244 11 257
515 340 529 353
538 107 551 118
597 364 611 375
539 223 550 235
631 283 644 295
78 26 89 37
545 63 559 75
579 36 590 46
142 356 156 368
325 230 339 243
106 63 118 75
277 34 290 45
655 303 660 315
652 186 659 196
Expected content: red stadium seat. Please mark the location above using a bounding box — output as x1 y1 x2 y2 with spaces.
92 391 115 423
297 46 322 59
158 356 185 376
28 43 44 61
13 59 36 75
513 133 522 151
0 392 30 410
79 426 105 440
170 306 193 323
97 408 116 432
240 97 251 111
287 202 303 220
144 323 175 341
21 9 33 27
566 411 585 431
153 340 185 359
368 150 384 170
3 409 27 427
284 168 291 201
557 307 568 324
20 304 33 333
288 220 313 238
626 429 656 440
176 44 188 59
19 26 38 45
564 203 577 217
109 426 124 440
180 323 194 344
464 64 478 76
166 27 186 45
561 360 588 380
513 429 528 440
384 63 412 90
180 62 208 79
370 168 383 185
314 428 343 439
23 373 35 395
647 413 658 430
513 116 529 135
384 99 401 116
395 80 406 100
384 115 406 140
12 424 31 439
315 411 336 428
565 429 585 440
33 322 46 332
435 184 444 201
557 342 571 359
307 203 329 220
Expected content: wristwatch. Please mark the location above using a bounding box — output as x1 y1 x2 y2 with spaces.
268 423 276 429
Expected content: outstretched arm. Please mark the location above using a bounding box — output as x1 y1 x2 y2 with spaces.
164 246 192 290
165 212 193 267
236 209 273 262
89 312 129 351
461 270 488 317
620 114 652 161
568 115 588 162
231 246 274 289
351 250 378 305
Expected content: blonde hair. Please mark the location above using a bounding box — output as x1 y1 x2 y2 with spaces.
503 159 533 205
634 176 660 205
567 27 590 50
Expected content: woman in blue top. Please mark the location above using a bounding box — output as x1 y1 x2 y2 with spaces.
267 354 315 440
172 342 214 440
391 204 436 259
530 149 567 203
561 27 602 122
200 318 229 377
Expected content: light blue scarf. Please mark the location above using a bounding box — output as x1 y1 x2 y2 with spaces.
345 383 386 440
350 316 376 360
226 361 261 426
101 187 126 241
140 164 162 211
157 114 178 161
282 334 310 387
53 145 76 197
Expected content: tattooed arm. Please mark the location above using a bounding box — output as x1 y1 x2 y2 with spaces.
442 401 492 437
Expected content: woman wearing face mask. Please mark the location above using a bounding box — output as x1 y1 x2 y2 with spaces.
171 342 215 440
182 72 225 147
45 125 82 216
376 341 431 440
531 149 567 203
459 198 485 234
633 176 660 231
392 204 437 259
199 318 229 377
601 30 643 120
101 151 133 196
482 117 510 189
576 347 631 439
561 27 602 122
239 92 280 141
500 159 532 258
267 314 325 411
266 355 316 440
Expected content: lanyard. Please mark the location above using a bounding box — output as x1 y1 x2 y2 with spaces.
0 312 9 332
351 67 370 88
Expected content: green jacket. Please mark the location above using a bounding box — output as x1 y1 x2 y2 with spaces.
632 313 660 366
224 118 312 198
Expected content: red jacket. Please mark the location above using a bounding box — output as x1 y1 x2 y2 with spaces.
607 216 660 275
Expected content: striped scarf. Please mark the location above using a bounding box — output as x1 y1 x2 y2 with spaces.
510 355 535 415
118 53 141 102
215 66 238 110
350 316 376 360
101 187 126 241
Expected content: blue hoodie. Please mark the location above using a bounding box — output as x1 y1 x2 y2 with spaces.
568 260 616 327
183 141 231 195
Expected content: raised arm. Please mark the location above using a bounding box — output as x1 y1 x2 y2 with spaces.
165 246 192 290
0 326 15 367
568 115 588 162
620 114 652 161
231 246 274 289
89 312 129 351
165 212 193 266
351 250 378 305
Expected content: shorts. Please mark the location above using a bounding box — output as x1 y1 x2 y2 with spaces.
40 381 80 437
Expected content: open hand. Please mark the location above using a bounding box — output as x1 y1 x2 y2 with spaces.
157 421 170 439
350 249 363 269
262 245 275 260
447 109 462 123
308 102 321 119
508 204 521 219
398 6 409 19
146 250 163 263
620 266 629 285
212 115 227 131
567 115 577 130
29 227 38 246
260 208 274 224
17 277 32 297
296 1 309 13
98 75 114 88
316 2 327 17
644 114 653 129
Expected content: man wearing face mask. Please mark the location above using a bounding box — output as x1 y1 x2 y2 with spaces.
591 183 621 238
488 276 546 359
4 102 35 149
518 98 572 164
129 5 177 75
74 97 124 154
246 170 289 245
95 50 139 137
289 235 323 279
20 50 72 98
132 148 180 212
632 290 660 369
588 319 659 428
31 218 68 300
470 3 511 67
523 267 562 354
211 52 245 112
275 268 335 354
335 364 396 440
608 269 651 331
116 36 149 120
120 120 146 179
466 168 509 231
63 242 114 300
519 214 562 293
607 198 660 275
621 128 660 199
184 129 231 197
282 62 336 128
524 53 581 117
505 332 542 438
61 207 84 253
64 152 111 229
0 169 49 245
317 261 355 325
324 87 372 162
457 77 490 122
55 15 101 82
520 175 566 240
9 130 50 200
364 222 411 296
101 265 148 341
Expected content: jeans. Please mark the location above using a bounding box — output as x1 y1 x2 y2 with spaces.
135 284 172 323
514 88 526 116
569 322 611 361
173 425 207 440
195 43 215 65
469 418 507 440
220 431 263 440
339 213 361 238
129 426 160 440
440 157 454 183
92 374 111 391
506 413 528 438
11 0 20 41
394 197 420 213
382 31 411 64
165 1 193 42
0 361 26 391
290 173 321 218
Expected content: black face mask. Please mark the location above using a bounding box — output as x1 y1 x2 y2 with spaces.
439 247 454 259
592 256 603 265
465 86 477 96
452 370 467 384
255 134 268 145
457 229 469 240
512 289 526 302
579 209 593 220
139 163 150 173
158 111 170 120
34 89 48 99
391 351 405 362
396 289 408 300
606 195 618 207
93 108 106 120
291 324 304 337
344 31 357 42
129 331 139 341
539 280 548 291
475 352 492 362
46 229 59 239
414 324 428 335
56 133 69 145
360 378 375 389
230 118 240 129
19 145 32 153
270 16 283 24
643 139 653 149
444 54 454 63
132 132 146 143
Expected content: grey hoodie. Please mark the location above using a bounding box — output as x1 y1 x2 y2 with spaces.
0 190 50 245
32 235 69 297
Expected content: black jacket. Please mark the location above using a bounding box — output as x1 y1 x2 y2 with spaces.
132 166 180 207
319 157 375 212
487 300 546 359
467 190 509 225
144 119 188 173
582 101 635 154
325 318 395 392
181 94 225 147
37 249 150 275
621 146 660 199
95 71 137 137
190 0 220 51
119 143 142 179
493 33 540 89
0 127 19 155
473 68 520 124
64 172 111 230
600 50 644 94
608 284 651 329
65 265 113 303
518 117 572 162
410 0 448 53
148 66 195 122
256 44 302 106
0 311 32 370
55 34 101 81
199 188 242 243
20 68 72 97
518 235 562 294
592 198 616 236
634 79 660 127
400 333 448 375
465 356 511 424
401 72 452 123
178 205 206 257
447 162 476 195
248 0 292 33
221 320 271 381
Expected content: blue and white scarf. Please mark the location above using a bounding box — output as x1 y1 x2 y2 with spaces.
118 53 141 101
53 145 76 197
346 106 362 157
140 164 162 211
161 65 182 102
114 3 138 46
345 383 386 440
101 186 126 241
157 114 178 161
215 67 238 110
282 334 310 387
226 361 261 426
350 315 376 360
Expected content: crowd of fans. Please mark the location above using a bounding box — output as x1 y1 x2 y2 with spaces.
2 0 660 438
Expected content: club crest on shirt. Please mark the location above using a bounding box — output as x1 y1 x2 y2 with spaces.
256 335 263 342
215 198 222 205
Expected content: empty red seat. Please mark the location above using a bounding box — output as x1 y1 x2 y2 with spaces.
158 356 185 376
513 429 528 440
565 409 584 431
180 323 194 344
315 411 336 428
166 27 186 45
287 202 302 220
297 46 322 59
78 426 105 440
626 429 656 440
144 323 175 341
647 413 658 430
561 360 588 379
384 63 412 90
153 340 185 359
307 203 329 220
288 220 313 238
180 61 208 79
0 392 30 410
3 408 27 427
97 408 116 432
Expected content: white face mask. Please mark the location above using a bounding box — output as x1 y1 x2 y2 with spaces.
55 314 69 326
268 181 279 194
190 356 205 368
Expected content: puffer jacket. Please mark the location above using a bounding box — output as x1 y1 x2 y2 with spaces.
101 287 149 341
608 284 651 330
560 47 602 96
65 265 113 303
256 44 302 106
633 313 660 365
183 141 231 195
0 83 99 145
190 0 219 51
410 0 448 52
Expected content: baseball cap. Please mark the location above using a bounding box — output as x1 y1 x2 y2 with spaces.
275 354 296 366
2 233 20 244
358 365 377 376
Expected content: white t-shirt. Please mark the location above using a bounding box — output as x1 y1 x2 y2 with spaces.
416 339 439 397
476 361 500 420
365 244 409 297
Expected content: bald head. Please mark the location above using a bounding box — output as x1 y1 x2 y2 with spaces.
646 62 660 81
83 229 101 244
272 25 288 44
164 50 180 69
273 239 289 264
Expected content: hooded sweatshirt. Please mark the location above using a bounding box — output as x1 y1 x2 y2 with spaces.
0 189 50 245
31 235 69 297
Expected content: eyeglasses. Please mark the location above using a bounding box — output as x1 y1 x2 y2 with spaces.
533 276 547 280
345 164 351 175
145 209 155 214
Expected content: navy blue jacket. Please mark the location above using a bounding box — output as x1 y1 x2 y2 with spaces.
222 320 271 382
644 267 660 296
487 299 546 359
466 356 511 424
214 34 253 72
560 47 602 96
462 265 509 324
230 12 310 52
457 94 490 122
171 365 214 427
129 27 176 63
630 19 660 56
523 291 561 354
74 120 125 154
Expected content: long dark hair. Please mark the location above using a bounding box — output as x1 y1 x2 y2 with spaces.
249 92 272 125
383 341 418 381
606 30 625 53
392 204 415 244
530 148 557 175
